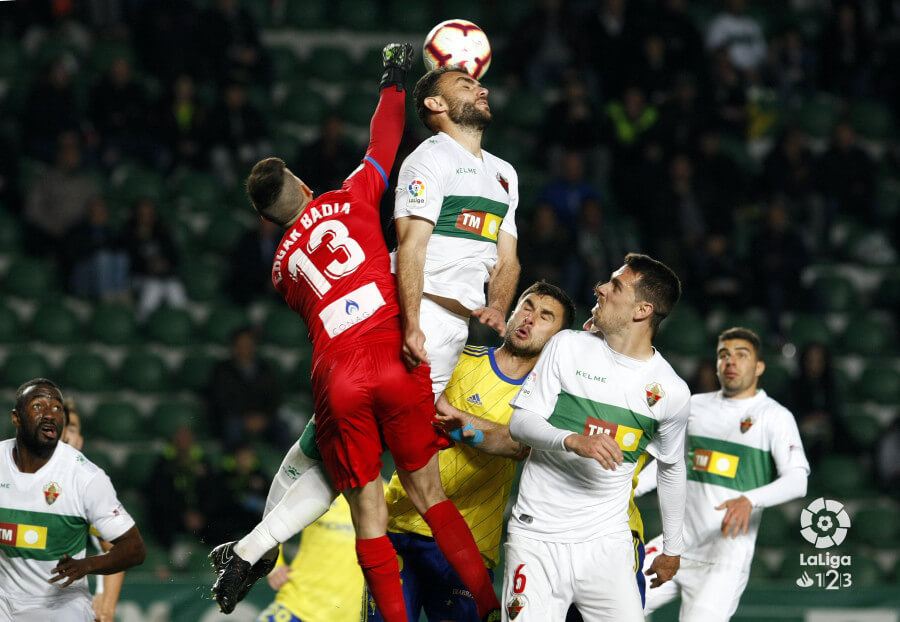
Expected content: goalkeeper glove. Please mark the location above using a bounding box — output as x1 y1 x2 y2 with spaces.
380 42 414 92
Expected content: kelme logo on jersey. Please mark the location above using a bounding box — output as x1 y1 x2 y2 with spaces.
740 416 754 433
455 209 502 241
645 382 665 407
584 417 643 451
43 482 61 505
0 522 48 549
692 448 739 478
407 179 426 206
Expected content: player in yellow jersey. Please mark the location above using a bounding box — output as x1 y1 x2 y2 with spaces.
256 495 364 622
364 281 574 621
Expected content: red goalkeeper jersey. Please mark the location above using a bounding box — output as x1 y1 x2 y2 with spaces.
272 88 405 357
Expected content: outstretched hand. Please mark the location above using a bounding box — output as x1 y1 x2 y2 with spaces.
472 307 506 336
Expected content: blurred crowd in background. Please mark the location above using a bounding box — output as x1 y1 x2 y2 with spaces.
0 0 898 583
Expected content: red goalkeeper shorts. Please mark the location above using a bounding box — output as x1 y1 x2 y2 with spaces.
312 329 449 490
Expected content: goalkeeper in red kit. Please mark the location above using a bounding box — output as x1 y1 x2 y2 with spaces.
209 43 501 622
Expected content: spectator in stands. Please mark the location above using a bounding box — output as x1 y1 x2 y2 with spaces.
695 233 745 310
658 72 706 154
763 127 816 204
211 443 271 543
208 327 282 450
604 84 662 211
132 0 202 81
706 0 767 74
750 197 810 341
584 0 644 95
0 133 21 214
502 0 589 91
197 0 271 85
66 196 131 302
89 54 158 169
22 56 82 162
148 423 220 550
295 112 358 194
708 46 749 138
572 196 634 307
208 81 270 185
118 198 187 321
819 2 872 96
538 150 600 233
816 120 877 224
693 124 747 219
633 31 676 106
792 343 848 465
518 203 572 292
23 131 100 261
539 69 602 163
226 218 281 305
656 0 706 78
157 74 210 171
761 25 816 99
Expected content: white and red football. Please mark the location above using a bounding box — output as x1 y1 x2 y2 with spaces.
422 19 491 80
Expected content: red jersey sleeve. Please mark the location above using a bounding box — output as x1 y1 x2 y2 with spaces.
343 87 406 208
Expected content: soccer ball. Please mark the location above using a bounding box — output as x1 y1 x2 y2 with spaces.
422 19 491 80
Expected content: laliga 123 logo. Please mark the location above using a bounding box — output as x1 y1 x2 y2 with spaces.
800 497 850 548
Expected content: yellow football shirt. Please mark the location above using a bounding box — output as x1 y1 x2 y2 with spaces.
274 496 364 622
385 346 522 569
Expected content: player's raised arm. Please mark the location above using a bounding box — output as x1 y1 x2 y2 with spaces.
361 42 414 196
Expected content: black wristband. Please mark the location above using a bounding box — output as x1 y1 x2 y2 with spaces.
380 66 407 92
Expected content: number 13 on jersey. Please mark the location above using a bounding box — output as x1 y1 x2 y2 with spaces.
287 220 366 298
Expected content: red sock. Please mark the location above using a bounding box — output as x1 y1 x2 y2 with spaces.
355 536 407 622
424 500 500 616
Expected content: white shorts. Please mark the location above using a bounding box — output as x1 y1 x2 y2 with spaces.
501 532 643 622
643 536 750 622
419 297 469 395
0 594 93 622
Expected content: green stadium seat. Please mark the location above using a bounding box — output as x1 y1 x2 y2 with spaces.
176 351 218 392
776 548 808 582
502 96 545 130
335 0 380 30
0 303 22 344
269 46 302 82
850 100 895 140
813 455 870 498
120 448 160 488
796 93 843 139
119 351 169 393
788 314 832 349
718 310 767 342
387 0 433 33
340 88 378 126
639 506 662 540
145 307 196 346
852 507 899 548
839 314 895 356
87 41 133 75
874 273 900 310
110 163 166 206
306 46 356 81
202 218 247 254
293 350 314 392
844 556 885 586
286 0 331 29
282 87 330 126
875 177 900 224
854 366 900 405
755 509 791 547
3 257 57 300
204 307 250 345
262 307 308 347
2 351 53 387
842 413 883 452
656 306 709 356
29 304 82 345
748 555 774 581
356 47 385 80
118 489 151 535
91 401 144 442
0 37 22 79
83 448 118 480
182 257 226 303
759 361 792 403
174 171 224 215
281 392 315 420
151 399 206 440
811 273 857 313
61 353 113 392
0 208 22 251
89 304 138 345
436 1 487 30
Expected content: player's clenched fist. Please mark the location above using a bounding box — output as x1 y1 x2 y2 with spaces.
563 432 624 470
381 42 414 92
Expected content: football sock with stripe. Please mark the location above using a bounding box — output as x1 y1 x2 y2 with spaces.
356 536 408 622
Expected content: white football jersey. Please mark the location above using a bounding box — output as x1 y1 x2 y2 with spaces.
508 330 690 542
392 132 518 311
0 439 134 605
681 390 809 569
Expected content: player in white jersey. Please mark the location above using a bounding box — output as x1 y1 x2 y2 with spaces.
0 379 145 622
502 254 690 622
394 65 520 393
637 327 810 622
